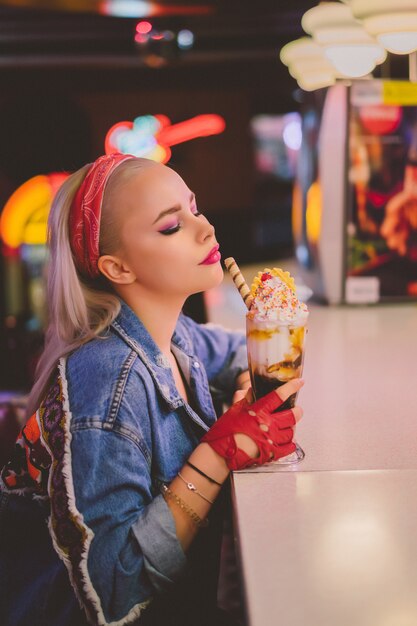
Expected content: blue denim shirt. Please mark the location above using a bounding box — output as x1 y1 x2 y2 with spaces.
0 300 247 626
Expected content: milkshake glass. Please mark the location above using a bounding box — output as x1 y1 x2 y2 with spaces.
246 269 308 464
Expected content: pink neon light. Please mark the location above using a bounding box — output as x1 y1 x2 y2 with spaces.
136 21 152 34
105 114 226 164
135 33 149 44
154 114 171 128
158 115 226 146
105 121 133 156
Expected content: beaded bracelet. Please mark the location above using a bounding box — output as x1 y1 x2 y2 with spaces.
161 484 209 528
177 472 215 504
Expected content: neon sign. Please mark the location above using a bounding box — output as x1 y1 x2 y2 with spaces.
105 114 226 163
0 173 68 251
1 113 226 250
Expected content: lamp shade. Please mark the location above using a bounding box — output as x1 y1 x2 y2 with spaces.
324 44 385 78
302 2 386 78
280 37 337 91
349 0 417 54
288 58 334 79
297 73 336 91
280 37 324 66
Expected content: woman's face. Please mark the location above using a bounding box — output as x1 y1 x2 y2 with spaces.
109 162 223 298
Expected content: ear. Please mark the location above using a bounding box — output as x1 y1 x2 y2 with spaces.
98 255 136 285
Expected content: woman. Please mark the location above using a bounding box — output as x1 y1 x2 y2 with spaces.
0 154 303 626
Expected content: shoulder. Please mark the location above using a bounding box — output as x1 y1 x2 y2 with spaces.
65 331 148 423
66 330 133 382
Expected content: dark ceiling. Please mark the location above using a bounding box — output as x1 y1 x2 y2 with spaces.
0 1 409 108
0 0 320 69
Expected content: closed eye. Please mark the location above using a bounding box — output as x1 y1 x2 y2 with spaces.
159 223 181 235
158 200 202 235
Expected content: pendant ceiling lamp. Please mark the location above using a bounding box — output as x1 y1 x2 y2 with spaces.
280 37 337 91
302 2 387 78
347 0 417 55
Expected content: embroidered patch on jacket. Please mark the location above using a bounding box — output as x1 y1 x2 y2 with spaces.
1 407 52 493
1 362 150 626
38 370 100 624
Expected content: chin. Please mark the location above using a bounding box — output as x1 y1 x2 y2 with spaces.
205 262 224 287
190 263 224 294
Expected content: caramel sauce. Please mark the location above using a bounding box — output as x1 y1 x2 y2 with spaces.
247 328 279 340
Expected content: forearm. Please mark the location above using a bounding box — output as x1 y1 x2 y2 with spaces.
164 372 252 551
165 434 258 551
164 443 229 550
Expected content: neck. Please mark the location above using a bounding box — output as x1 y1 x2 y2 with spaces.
117 286 186 355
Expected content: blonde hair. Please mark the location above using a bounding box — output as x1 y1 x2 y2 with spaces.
26 157 155 417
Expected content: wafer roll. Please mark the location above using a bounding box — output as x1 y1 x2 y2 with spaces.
224 257 253 310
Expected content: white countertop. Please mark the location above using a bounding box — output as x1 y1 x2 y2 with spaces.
232 469 417 626
216 296 417 626
244 303 417 473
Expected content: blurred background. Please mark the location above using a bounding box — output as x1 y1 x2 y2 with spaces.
0 0 319 393
0 0 416 397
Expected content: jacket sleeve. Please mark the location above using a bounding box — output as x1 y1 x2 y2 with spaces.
181 314 248 403
65 372 187 626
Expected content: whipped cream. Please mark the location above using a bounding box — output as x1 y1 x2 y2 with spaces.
249 269 309 324
247 318 292 368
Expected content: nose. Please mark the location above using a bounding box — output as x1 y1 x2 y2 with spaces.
197 216 215 243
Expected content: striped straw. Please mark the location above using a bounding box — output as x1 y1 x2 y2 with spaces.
224 257 253 310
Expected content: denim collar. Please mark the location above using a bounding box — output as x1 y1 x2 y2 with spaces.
110 300 200 414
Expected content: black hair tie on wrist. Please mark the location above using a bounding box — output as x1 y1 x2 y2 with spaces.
186 461 223 487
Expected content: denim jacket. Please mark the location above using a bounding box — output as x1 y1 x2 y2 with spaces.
0 300 247 626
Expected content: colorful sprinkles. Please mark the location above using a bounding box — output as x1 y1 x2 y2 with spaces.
251 267 296 296
249 267 308 322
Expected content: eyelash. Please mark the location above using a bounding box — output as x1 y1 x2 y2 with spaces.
159 209 202 236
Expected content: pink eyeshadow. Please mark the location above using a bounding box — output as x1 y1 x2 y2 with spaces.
158 221 178 231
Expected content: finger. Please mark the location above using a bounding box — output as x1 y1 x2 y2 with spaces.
230 397 248 411
266 406 303 433
275 378 304 404
251 388 283 413
251 379 304 413
268 426 294 446
245 388 254 403
232 389 247 404
271 442 296 461
291 406 303 423
273 407 298 429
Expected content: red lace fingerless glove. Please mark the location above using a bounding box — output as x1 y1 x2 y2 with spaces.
201 390 296 470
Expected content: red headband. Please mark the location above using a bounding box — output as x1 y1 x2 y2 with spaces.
69 153 134 279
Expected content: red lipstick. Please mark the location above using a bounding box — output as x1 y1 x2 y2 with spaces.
200 244 221 265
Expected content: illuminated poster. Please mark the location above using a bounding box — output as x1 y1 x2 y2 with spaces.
346 80 417 302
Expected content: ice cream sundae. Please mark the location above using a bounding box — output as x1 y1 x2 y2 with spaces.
246 268 308 410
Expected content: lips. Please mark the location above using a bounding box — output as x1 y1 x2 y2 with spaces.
200 244 221 265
